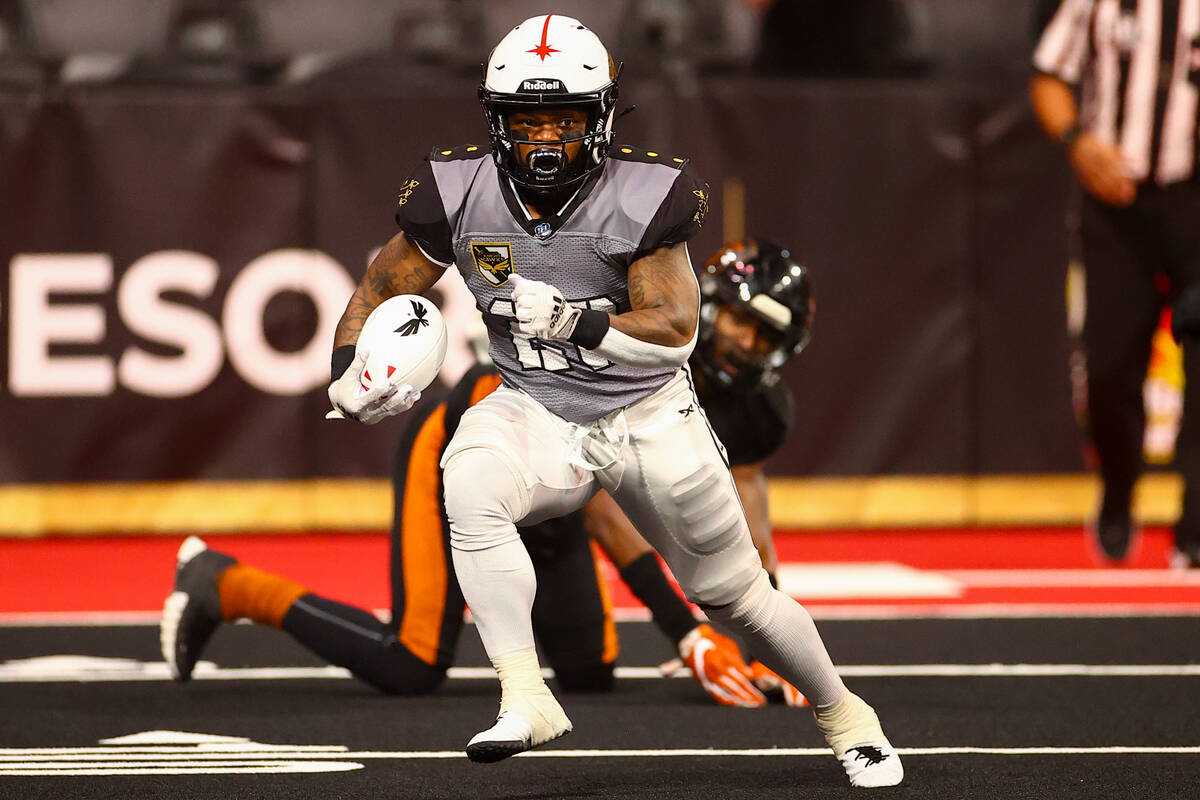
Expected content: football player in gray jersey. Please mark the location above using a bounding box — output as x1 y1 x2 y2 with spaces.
323 13 902 789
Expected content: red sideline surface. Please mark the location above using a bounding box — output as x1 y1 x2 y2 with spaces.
0 527 1196 617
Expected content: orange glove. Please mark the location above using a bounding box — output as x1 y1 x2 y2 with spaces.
747 660 809 707
678 624 766 707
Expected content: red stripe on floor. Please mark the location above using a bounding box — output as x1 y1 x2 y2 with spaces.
0 528 1190 615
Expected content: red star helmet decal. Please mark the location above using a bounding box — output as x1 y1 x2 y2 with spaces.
527 15 560 61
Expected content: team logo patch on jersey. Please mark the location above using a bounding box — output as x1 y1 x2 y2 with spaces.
471 243 514 286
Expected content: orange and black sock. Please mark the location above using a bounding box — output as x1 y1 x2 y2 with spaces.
217 564 308 628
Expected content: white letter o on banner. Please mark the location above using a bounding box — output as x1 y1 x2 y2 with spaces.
223 249 355 396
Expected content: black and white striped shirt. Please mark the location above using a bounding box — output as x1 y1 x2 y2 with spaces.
1035 0 1200 185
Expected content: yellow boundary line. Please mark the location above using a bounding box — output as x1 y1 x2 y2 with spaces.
0 479 390 537
767 473 1181 528
0 473 1183 537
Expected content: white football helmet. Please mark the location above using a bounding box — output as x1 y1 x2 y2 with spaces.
479 14 620 193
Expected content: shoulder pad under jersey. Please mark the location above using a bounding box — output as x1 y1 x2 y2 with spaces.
429 144 491 162
609 145 691 170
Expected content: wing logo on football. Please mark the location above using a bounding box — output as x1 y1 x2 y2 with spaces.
395 299 430 336
355 294 449 396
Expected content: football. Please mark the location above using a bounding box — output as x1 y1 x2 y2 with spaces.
355 295 448 396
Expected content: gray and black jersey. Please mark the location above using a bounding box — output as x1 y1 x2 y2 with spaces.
394 145 710 424
1035 0 1200 185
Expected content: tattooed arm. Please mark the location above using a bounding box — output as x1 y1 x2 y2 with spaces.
333 231 444 347
614 242 699 346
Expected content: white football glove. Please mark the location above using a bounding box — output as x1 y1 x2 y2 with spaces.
326 349 421 425
509 273 581 340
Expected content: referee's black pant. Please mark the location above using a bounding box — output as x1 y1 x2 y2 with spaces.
1080 180 1200 554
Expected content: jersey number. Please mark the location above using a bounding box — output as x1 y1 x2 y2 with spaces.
488 296 615 372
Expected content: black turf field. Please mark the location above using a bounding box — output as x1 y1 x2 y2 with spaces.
2 617 1199 799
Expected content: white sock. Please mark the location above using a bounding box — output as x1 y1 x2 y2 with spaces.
494 649 552 711
705 569 845 707
813 691 885 757
451 538 538 658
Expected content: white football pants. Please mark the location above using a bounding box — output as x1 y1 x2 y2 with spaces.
442 367 845 705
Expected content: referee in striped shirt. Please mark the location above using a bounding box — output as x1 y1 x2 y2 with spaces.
1031 0 1200 567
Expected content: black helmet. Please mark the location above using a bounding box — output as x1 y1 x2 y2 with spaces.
696 239 814 388
478 15 620 194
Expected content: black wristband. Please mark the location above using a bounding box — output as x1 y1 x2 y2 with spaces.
1060 121 1084 151
331 344 356 382
567 308 610 349
618 552 697 645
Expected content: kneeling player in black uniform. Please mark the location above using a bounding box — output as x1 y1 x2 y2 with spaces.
693 238 814 589
161 365 760 704
588 237 816 704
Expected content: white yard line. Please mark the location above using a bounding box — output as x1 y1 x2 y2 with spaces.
0 745 1198 764
2 660 1199 683
2 731 1197 777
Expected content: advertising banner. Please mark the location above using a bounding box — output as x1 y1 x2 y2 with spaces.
0 80 1092 533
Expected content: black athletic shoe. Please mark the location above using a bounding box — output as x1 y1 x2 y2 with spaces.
1094 507 1134 561
160 536 236 682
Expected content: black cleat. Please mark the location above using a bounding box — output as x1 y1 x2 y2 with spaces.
160 536 235 682
1094 507 1134 561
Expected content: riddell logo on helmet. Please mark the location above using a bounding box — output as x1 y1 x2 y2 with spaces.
521 79 564 93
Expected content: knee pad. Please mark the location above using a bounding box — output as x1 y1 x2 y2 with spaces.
700 568 773 627
677 542 762 609
687 570 758 608
443 448 527 551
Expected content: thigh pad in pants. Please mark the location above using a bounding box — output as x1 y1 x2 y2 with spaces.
602 372 761 607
